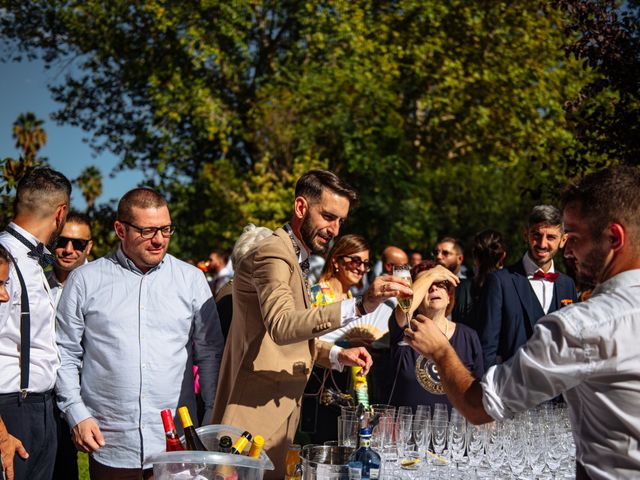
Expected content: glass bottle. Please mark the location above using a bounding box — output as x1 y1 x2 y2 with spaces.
160 409 185 452
348 427 381 480
177 406 208 451
230 431 252 454
248 434 264 458
218 435 232 453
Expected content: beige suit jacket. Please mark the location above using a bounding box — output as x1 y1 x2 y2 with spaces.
212 228 343 471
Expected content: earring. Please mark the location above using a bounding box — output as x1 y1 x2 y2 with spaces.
334 266 339 273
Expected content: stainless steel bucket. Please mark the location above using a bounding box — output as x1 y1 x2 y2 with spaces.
299 445 355 480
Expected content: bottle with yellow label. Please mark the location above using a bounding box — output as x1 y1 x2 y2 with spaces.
351 367 369 408
230 431 252 455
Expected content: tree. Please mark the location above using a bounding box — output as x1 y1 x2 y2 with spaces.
12 112 48 165
0 1 603 259
74 165 103 212
0 112 50 226
554 0 640 169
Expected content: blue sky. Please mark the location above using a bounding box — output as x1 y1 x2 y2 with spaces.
0 53 145 211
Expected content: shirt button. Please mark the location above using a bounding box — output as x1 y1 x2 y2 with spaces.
142 364 146 369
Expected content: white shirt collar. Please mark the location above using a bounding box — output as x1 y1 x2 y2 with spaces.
7 221 52 254
522 251 555 277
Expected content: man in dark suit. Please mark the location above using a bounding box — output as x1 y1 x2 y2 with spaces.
479 205 577 368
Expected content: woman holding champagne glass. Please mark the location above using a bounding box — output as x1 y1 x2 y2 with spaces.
389 260 485 412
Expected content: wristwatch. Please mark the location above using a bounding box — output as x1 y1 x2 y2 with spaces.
355 295 367 316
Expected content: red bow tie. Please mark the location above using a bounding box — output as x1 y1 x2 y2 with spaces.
532 270 560 282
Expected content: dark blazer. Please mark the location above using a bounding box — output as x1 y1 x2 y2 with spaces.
479 259 578 368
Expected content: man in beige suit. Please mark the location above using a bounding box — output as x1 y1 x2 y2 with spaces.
213 170 411 478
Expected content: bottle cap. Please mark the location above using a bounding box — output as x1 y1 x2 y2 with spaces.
177 406 194 428
160 409 175 431
359 427 372 436
252 435 264 448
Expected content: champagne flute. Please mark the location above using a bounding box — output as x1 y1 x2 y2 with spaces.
392 264 413 326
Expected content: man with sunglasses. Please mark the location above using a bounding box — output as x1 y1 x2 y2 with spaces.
47 212 94 307
55 188 224 479
434 237 475 328
43 212 94 480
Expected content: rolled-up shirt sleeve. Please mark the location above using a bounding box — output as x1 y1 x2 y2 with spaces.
481 311 591 421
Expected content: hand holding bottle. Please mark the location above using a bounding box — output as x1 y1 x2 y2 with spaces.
337 346 372 376
72 417 105 453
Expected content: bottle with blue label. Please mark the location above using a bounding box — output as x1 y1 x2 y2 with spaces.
348 427 381 480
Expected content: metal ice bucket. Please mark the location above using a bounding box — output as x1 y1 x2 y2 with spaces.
299 445 355 480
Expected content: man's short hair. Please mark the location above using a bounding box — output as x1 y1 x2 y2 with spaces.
65 211 93 236
295 169 358 206
437 236 464 256
528 205 563 229
561 164 640 245
210 248 229 264
117 187 168 222
14 167 72 218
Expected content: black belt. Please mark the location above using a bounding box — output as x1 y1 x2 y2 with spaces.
0 390 53 404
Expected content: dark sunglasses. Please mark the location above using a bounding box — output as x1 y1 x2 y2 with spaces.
433 249 454 257
340 255 372 272
433 280 452 290
55 236 91 251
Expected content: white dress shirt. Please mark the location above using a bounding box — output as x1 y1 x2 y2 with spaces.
481 269 640 479
522 252 556 314
0 223 59 394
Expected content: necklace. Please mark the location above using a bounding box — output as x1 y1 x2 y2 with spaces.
435 319 449 338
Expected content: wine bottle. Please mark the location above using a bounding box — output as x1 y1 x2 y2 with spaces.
230 431 252 454
218 435 232 453
248 434 264 458
351 367 369 408
177 406 208 451
160 409 185 452
348 427 381 480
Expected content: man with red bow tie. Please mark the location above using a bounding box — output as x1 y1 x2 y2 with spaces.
478 205 577 368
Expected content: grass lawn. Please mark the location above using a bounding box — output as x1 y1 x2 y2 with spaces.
78 452 89 480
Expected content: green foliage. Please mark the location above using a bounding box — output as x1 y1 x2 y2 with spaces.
0 0 621 259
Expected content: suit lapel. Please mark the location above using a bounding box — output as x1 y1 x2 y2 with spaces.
510 262 544 334
275 228 310 309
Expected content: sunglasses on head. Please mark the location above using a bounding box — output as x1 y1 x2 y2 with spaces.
55 236 90 251
340 255 372 272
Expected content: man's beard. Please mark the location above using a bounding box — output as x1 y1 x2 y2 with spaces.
300 214 330 255
575 243 608 287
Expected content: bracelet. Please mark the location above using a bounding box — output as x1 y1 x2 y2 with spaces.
355 296 367 316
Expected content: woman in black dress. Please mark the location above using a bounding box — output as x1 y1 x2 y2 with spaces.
389 260 485 412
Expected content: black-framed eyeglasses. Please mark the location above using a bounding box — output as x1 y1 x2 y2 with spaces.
120 221 176 239
340 255 372 272
55 236 91 251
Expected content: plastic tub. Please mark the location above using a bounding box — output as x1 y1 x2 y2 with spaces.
150 424 274 480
